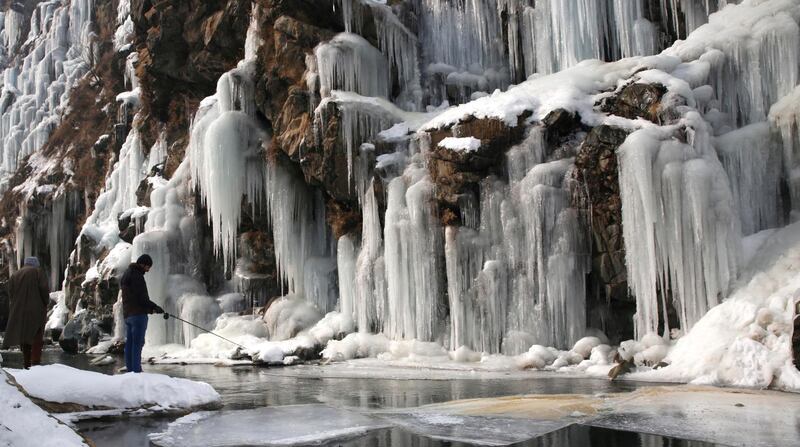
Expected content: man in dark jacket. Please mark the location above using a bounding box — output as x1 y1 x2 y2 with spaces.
120 254 164 373
2 257 49 369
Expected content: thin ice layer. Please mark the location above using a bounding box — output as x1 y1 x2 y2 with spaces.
588 386 800 447
149 405 390 447
380 412 573 446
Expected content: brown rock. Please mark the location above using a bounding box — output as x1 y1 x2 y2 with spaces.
542 108 583 146
426 116 529 220
600 82 667 123
608 357 635 380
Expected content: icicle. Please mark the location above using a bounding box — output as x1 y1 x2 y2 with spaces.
549 0 609 72
354 1 423 110
383 160 442 341
0 0 94 186
618 115 740 338
513 159 588 350
315 33 391 100
177 294 222 347
124 52 139 90
85 128 146 231
443 156 588 353
47 191 70 288
192 110 265 269
315 92 402 192
337 234 358 324
234 259 272 310
418 0 509 102
131 232 172 346
506 127 547 183
667 1 799 127
265 162 337 313
146 131 168 172
337 0 365 34
770 85 800 217
2 9 25 53
715 122 783 235
352 181 387 334
187 55 266 270
611 0 658 58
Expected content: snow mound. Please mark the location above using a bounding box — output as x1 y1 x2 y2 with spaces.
8 364 220 411
631 221 800 390
0 372 89 447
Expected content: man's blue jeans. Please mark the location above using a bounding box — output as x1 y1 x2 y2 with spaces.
124 314 148 373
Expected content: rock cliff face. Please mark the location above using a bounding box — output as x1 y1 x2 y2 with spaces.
0 0 796 363
0 0 702 344
50 0 355 349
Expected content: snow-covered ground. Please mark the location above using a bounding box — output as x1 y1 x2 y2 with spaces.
630 221 800 390
0 370 89 447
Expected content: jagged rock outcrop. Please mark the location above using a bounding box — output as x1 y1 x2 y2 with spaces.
573 125 633 342
572 82 668 342
0 0 124 340
600 82 668 123
426 116 529 224
1 0 783 363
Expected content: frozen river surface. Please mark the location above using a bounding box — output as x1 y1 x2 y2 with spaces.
4 349 798 446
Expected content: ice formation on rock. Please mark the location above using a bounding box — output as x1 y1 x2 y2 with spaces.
770 84 800 218
0 0 94 189
265 162 337 313
445 155 589 353
3 0 800 396
716 123 784 235
619 115 741 338
382 160 443 342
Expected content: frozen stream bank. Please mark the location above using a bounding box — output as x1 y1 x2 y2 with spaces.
4 350 799 446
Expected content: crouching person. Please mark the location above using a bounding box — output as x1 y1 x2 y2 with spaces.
2 257 49 369
121 254 164 373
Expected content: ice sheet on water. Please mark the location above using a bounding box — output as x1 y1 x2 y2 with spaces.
149 404 391 447
587 387 800 447
378 412 573 446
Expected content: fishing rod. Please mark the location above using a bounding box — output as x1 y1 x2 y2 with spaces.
163 312 249 351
